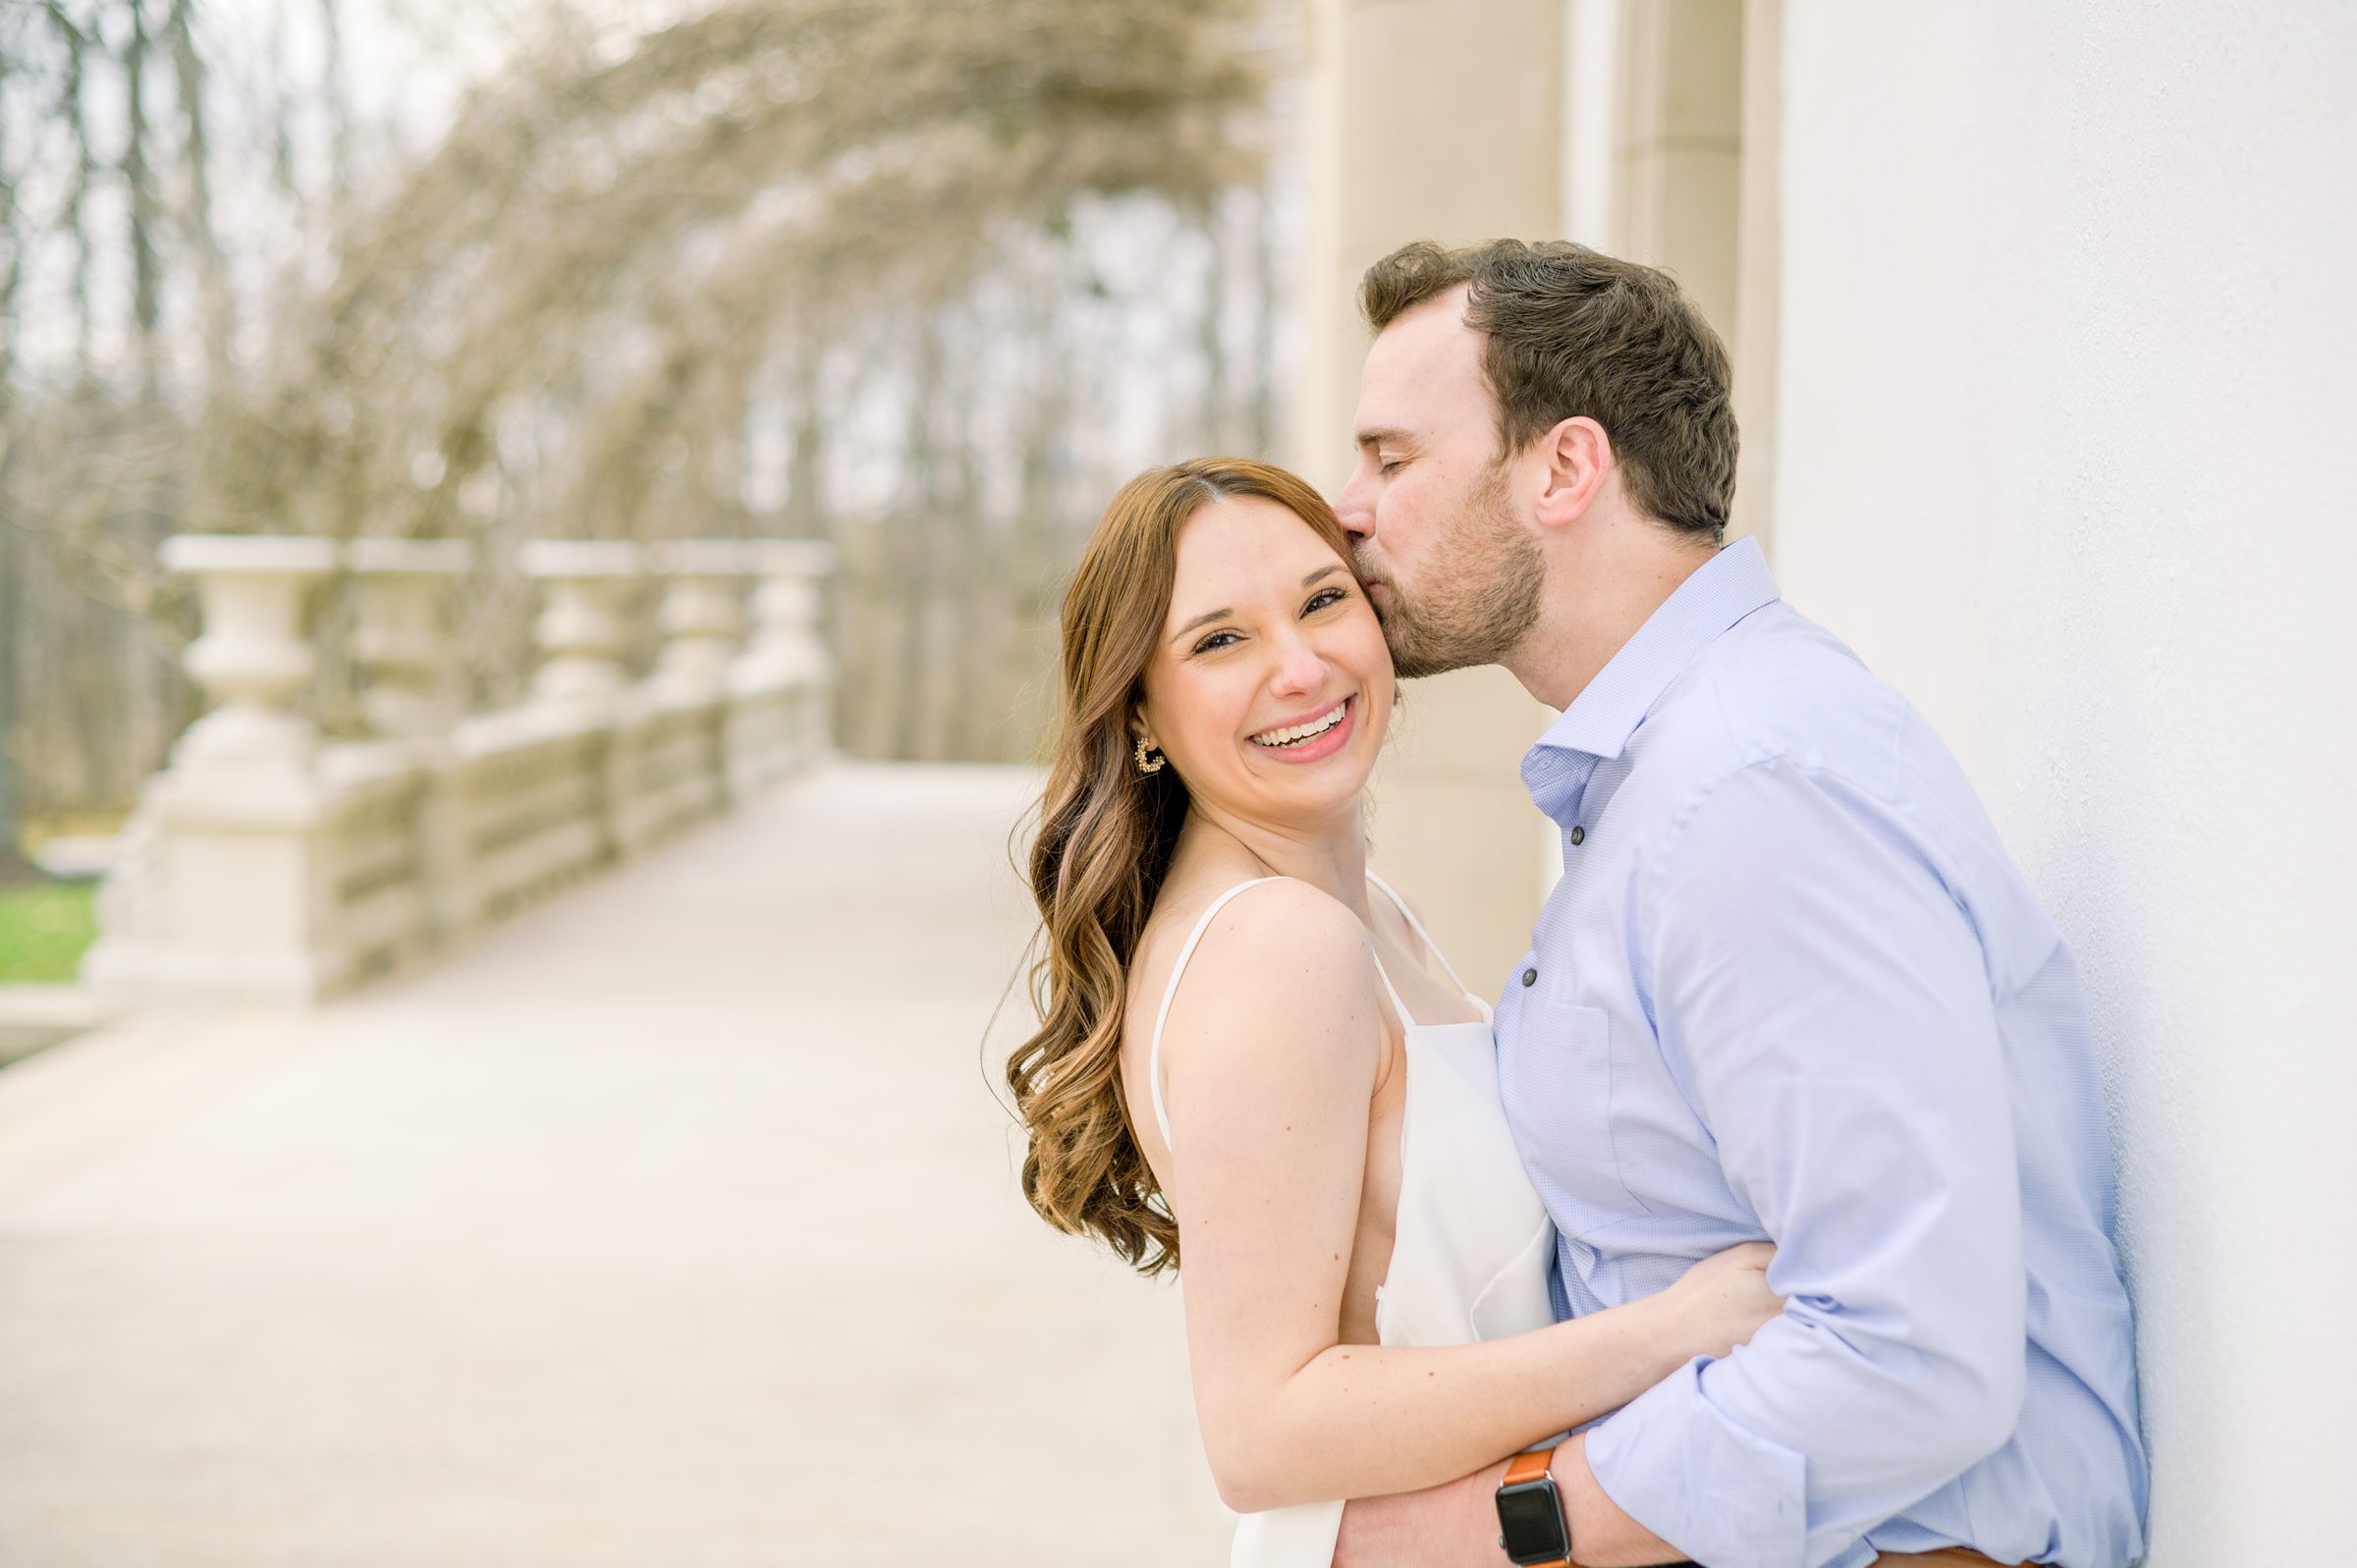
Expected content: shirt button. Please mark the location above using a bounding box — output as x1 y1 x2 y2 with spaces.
1520 967 1538 987
1568 826 1586 846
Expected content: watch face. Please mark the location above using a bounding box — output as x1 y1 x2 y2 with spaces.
1497 1479 1569 1562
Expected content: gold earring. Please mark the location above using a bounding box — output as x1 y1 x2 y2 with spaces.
1133 737 1166 775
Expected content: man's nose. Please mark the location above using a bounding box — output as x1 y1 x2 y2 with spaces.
1332 468 1374 540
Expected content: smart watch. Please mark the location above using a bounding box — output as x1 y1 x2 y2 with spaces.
1494 1445 1572 1567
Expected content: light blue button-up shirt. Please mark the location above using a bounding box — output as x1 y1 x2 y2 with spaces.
1493 540 2148 1568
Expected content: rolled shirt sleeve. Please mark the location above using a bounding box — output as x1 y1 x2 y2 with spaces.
1583 756 2029 1568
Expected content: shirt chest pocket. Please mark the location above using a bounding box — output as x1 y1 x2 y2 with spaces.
1501 997 1651 1229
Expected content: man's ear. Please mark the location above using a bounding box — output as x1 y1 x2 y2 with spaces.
1531 415 1613 532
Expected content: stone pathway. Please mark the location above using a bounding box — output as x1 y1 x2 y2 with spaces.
0 765 1232 1566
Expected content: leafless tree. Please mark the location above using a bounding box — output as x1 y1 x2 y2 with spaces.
2 0 1301 845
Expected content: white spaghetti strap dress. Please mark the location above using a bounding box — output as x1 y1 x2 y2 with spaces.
1145 874 1558 1568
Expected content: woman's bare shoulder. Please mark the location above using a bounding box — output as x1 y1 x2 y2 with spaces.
1148 880 1383 1152
1155 879 1377 1057
1137 867 1331 978
1200 877 1367 968
1126 873 1365 1099
1144 873 1362 976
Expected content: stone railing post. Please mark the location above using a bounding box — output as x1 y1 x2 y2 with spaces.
346 537 473 948
83 534 346 1004
519 539 643 865
167 535 341 785
733 539 837 776
519 541 642 712
348 537 472 739
648 540 756 702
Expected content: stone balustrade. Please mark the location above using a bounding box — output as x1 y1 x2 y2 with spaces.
82 533 836 1007
730 540 838 803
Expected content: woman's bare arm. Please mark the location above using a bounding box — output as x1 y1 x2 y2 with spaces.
1157 881 1775 1514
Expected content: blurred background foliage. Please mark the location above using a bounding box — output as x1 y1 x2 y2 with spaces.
0 0 1300 873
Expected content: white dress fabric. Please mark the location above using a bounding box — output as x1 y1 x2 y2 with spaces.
1147 874 1559 1568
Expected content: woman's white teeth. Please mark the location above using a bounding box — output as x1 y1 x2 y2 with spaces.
1251 700 1348 748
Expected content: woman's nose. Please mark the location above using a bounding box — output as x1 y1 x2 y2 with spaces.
1267 632 1325 697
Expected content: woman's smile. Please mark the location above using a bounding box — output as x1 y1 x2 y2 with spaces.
1245 693 1356 763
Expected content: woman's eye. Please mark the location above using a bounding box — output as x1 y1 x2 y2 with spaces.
1304 587 1347 615
1191 630 1239 655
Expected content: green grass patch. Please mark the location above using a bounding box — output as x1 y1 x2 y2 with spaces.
0 882 99 984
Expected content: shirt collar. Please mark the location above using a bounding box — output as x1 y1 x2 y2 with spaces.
1532 536 1781 764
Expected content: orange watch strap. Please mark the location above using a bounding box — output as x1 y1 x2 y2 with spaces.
1502 1446 1569 1568
1505 1447 1556 1487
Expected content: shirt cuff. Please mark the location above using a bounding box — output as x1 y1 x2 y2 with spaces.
1583 1359 1810 1568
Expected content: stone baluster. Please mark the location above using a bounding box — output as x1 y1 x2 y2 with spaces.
734 539 838 772
343 538 474 954
163 534 341 786
83 534 346 1005
519 541 642 710
347 537 472 740
648 540 758 702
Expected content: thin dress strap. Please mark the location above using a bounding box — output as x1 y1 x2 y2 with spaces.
1147 878 1286 1150
1146 877 1419 1150
1365 868 1478 1001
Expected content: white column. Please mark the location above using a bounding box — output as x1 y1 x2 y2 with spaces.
1298 0 1567 994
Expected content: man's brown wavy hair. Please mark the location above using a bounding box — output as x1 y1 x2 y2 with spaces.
1008 457 1358 1276
1360 238 1738 540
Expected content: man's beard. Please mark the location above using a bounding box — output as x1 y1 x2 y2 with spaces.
1355 468 1544 679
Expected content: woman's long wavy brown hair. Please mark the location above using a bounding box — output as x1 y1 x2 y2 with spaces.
1008 457 1359 1275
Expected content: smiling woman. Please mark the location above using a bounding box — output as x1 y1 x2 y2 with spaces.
1136 502 1390 806
1004 457 1783 1565
1008 456 1371 1276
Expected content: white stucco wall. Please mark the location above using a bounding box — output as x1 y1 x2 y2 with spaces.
1771 5 2355 1559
